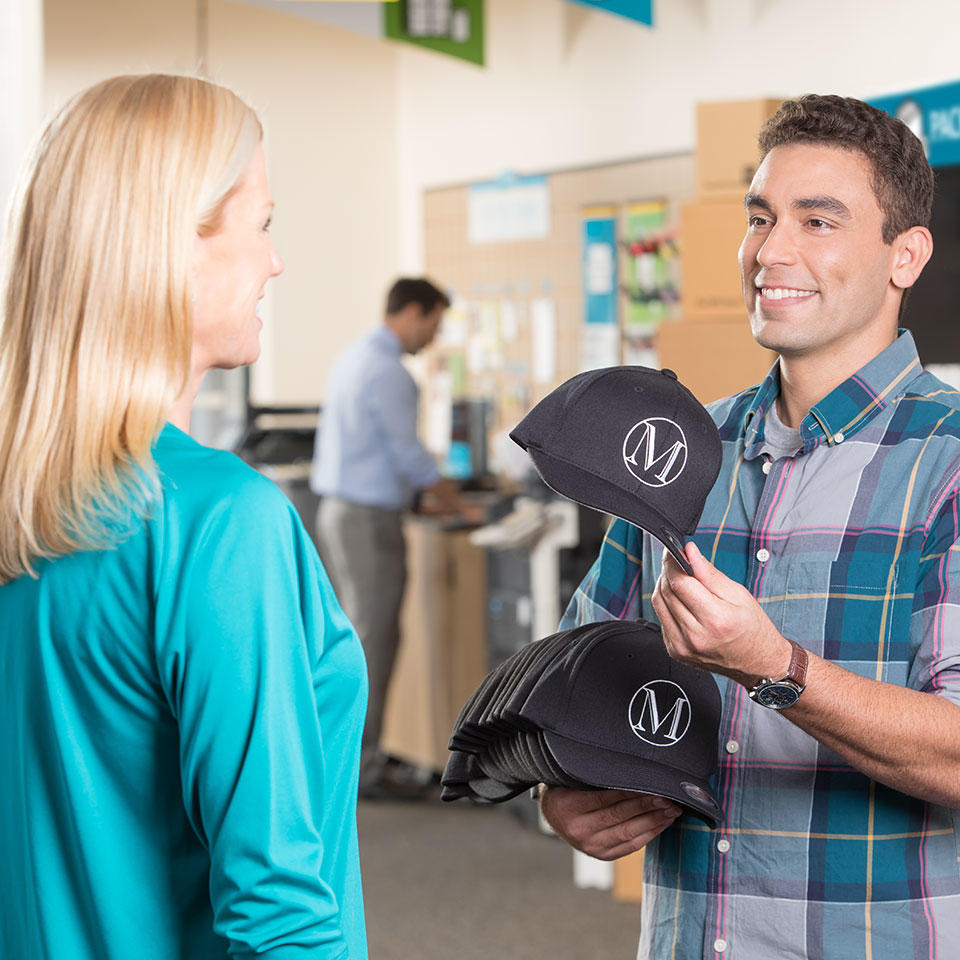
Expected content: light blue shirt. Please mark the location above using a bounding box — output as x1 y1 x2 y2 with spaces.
311 325 441 509
0 424 368 959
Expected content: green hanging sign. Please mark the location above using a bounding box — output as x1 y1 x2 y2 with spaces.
384 0 484 66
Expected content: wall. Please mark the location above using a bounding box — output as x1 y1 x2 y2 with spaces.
43 0 196 99
42 0 399 405
36 0 960 399
395 0 960 273
206 0 399 404
1 0 44 221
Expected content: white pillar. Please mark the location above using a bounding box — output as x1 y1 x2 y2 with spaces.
1 0 44 221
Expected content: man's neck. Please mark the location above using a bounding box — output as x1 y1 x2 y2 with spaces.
775 327 898 429
382 319 409 353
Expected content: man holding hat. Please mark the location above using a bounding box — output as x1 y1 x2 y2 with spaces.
541 95 960 959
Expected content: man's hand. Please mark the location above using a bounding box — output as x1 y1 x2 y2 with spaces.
418 478 463 515
652 541 792 687
539 787 682 861
418 479 486 525
457 500 487 526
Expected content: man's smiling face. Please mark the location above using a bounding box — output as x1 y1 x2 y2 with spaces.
738 142 903 360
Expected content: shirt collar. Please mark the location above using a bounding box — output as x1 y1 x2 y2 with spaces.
742 329 924 459
372 324 404 356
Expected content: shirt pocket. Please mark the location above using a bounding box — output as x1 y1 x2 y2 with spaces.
784 558 905 686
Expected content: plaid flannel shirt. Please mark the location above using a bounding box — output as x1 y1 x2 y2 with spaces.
560 331 960 960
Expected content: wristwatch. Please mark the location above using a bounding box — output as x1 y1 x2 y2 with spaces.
748 640 808 709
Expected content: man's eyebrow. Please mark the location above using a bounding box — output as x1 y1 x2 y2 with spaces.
744 193 773 213
792 195 852 218
744 193 852 219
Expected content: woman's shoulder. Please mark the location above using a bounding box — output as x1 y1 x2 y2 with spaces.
153 423 290 521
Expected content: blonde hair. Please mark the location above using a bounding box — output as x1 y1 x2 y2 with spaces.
0 74 262 583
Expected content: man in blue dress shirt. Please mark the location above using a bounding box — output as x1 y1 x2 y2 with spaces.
311 277 475 798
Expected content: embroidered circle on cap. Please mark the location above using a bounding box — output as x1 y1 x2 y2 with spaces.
622 418 688 487
680 781 714 806
628 679 692 747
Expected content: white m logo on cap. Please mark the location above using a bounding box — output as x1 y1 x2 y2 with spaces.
623 418 688 487
628 680 692 747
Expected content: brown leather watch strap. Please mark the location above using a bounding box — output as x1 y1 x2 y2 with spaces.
752 640 808 689
785 639 808 687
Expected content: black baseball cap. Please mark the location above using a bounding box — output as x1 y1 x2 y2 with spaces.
510 366 722 574
519 620 722 825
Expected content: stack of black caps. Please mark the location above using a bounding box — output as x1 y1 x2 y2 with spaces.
442 619 724 826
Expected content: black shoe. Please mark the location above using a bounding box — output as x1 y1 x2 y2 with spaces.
357 775 431 802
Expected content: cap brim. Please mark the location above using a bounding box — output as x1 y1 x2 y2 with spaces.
542 729 722 827
524 445 693 575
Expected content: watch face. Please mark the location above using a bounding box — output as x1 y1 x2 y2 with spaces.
755 682 801 709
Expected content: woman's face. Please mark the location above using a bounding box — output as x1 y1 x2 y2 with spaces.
191 143 284 372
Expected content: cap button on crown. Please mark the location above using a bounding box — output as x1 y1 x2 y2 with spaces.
661 368 678 380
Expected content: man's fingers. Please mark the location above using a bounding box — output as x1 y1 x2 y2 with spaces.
652 577 697 662
545 786 643 816
587 792 680 829
540 787 683 858
684 540 743 602
659 561 721 623
600 815 677 861
663 544 739 608
545 786 673 820
651 581 675 635
579 806 682 861
661 551 686 578
539 787 633 836
654 572 701 635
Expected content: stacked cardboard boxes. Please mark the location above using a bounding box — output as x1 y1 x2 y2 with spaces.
657 99 783 403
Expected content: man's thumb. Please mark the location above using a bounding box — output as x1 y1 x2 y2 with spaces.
684 540 728 594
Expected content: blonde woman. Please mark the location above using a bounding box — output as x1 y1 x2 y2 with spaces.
0 75 367 959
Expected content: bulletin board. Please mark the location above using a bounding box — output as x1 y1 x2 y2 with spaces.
421 152 695 454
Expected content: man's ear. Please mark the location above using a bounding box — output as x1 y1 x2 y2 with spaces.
891 225 933 291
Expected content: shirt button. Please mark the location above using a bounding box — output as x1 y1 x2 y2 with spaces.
762 460 772 474
756 548 770 563
726 740 739 754
714 939 728 953
717 838 731 853
834 431 845 443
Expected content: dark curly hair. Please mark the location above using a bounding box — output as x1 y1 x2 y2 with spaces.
385 277 450 316
758 95 933 244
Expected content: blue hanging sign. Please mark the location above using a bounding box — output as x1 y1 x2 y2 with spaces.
582 209 618 325
870 79 960 169
564 0 653 26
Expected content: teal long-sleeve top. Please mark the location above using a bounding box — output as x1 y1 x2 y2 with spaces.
0 424 368 959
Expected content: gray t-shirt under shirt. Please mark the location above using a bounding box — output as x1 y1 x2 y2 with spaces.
763 397 803 461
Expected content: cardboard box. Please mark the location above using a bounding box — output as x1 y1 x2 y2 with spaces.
656 317 777 405
696 98 783 198
613 849 645 903
381 521 488 771
680 200 749 319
